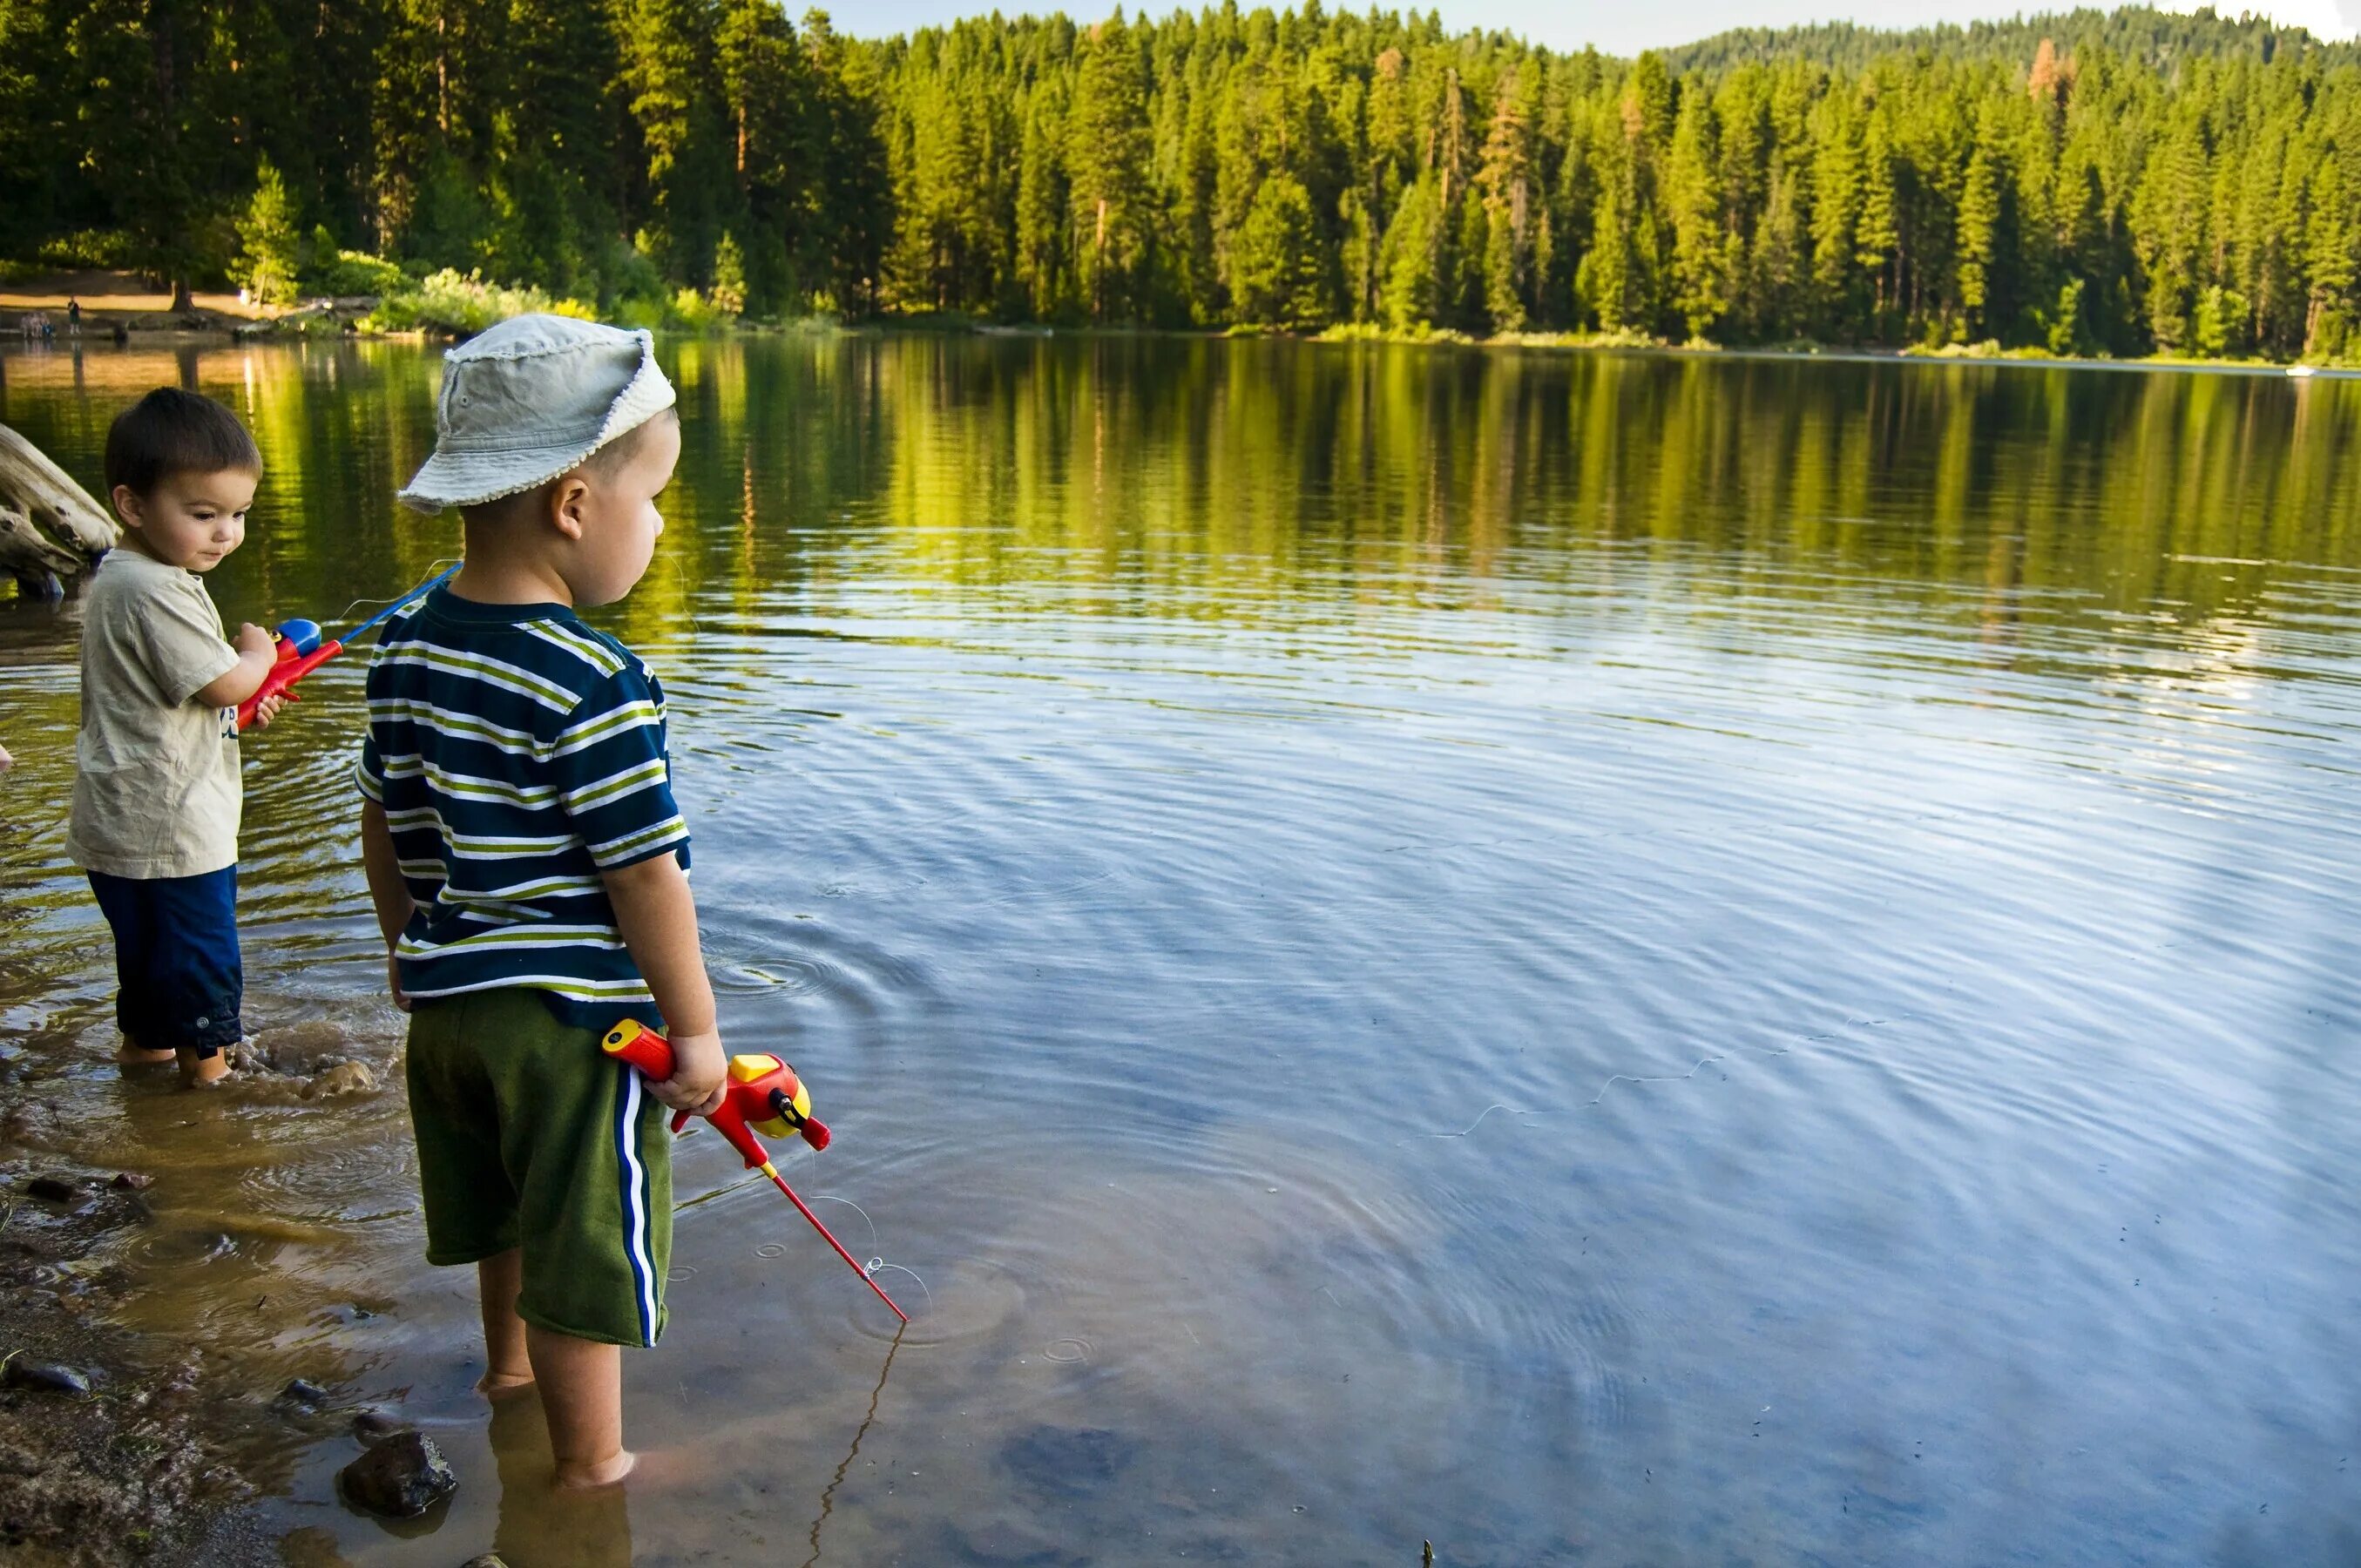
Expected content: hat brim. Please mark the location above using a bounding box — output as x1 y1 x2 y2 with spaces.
396 343 676 514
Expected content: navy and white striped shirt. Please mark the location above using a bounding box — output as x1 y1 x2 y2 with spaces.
355 587 691 1030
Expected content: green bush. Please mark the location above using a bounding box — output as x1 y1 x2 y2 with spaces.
33 229 137 269
668 287 719 332
366 268 595 335
313 249 406 298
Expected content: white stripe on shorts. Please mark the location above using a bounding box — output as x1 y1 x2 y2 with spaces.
616 1067 658 1344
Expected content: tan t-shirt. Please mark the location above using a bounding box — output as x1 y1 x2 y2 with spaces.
66 549 243 879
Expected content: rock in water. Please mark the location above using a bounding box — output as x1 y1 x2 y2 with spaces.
26 1175 85 1202
461 1557 512 1568
339 1430 457 1517
278 1377 332 1409
305 1060 377 1098
351 1408 411 1446
2 1359 93 1396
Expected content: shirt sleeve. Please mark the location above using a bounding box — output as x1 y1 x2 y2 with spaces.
551 664 691 871
136 578 240 707
355 732 387 804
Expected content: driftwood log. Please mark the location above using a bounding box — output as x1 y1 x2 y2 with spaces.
0 422 118 600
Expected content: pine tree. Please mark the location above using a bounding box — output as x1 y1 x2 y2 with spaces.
234 158 304 309
1956 109 2003 340
1231 172 1326 326
1068 13 1153 320
1665 77 1728 338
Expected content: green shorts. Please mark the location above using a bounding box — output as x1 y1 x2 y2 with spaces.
405 989 671 1348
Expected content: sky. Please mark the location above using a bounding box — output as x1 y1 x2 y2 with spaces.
831 0 2361 52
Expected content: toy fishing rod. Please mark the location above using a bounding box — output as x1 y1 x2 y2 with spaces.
601 1020 909 1324
233 562 462 731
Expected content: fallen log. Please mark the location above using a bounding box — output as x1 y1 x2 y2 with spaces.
0 422 118 600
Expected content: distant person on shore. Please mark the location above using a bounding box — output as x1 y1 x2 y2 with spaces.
65 296 80 335
357 314 718 1490
67 389 288 1088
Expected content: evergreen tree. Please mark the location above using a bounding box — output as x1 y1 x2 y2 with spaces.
234 158 304 309
1231 173 1326 326
1068 13 1153 320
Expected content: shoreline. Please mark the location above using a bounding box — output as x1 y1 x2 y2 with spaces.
4 313 2355 381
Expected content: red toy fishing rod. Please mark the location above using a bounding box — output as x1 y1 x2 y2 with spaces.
234 563 461 731
601 1021 908 1324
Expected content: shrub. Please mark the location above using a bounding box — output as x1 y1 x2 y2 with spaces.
313 249 406 298
365 269 595 335
33 229 137 270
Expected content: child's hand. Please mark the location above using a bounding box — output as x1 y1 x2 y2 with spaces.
233 622 274 659
651 1028 727 1118
248 693 289 728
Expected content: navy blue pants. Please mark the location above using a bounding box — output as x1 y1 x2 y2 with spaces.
86 867 242 1057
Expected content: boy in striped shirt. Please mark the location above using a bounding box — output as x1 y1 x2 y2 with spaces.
356 315 726 1490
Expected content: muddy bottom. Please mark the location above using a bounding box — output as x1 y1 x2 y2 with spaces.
0 1010 407 1566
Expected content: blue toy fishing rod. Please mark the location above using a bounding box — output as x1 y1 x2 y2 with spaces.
233 562 460 731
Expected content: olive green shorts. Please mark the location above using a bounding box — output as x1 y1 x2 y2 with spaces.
404 989 671 1348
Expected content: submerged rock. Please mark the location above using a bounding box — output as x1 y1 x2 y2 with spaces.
351 1407 411 1446
339 1430 457 1517
304 1060 378 1098
2 1358 93 1396
278 1376 332 1410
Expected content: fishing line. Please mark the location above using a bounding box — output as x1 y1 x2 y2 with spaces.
675 1152 933 1315
663 551 702 639
807 1193 934 1315
323 557 460 633
863 1260 932 1314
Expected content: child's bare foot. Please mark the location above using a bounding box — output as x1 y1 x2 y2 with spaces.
116 1042 177 1067
477 1369 536 1398
179 1050 233 1088
553 1448 636 1490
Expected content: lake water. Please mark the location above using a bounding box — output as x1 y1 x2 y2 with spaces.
3 336 2360 1565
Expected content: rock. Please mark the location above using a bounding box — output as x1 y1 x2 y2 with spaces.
26 1175 85 1202
278 1376 331 1409
461 1556 511 1568
109 1172 153 1191
338 1430 457 1517
351 1408 411 1446
305 1061 376 1098
2 1358 93 1396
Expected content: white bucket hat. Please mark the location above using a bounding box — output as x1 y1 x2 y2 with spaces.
397 314 676 514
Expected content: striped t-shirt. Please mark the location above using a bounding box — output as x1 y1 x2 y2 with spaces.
355 587 691 1030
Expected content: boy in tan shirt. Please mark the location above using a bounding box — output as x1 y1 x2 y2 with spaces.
68 389 287 1086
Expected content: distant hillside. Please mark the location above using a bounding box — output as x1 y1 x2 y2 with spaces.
1662 4 2361 75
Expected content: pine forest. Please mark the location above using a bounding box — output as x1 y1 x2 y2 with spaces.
4 3 2361 358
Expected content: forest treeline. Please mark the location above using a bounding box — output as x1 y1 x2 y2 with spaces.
4 3 2361 357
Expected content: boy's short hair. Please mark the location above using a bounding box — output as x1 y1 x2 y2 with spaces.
458 408 678 528
104 388 261 497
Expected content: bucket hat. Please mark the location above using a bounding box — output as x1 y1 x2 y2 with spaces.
397 314 676 514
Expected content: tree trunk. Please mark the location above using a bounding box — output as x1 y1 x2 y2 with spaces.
0 422 119 598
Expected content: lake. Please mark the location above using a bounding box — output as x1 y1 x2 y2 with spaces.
3 335 2360 1565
